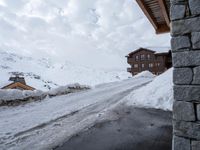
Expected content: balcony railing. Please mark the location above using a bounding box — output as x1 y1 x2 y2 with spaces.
127 58 135 64
127 68 132 72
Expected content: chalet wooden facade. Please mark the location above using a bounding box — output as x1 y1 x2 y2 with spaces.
1 76 35 91
126 48 172 75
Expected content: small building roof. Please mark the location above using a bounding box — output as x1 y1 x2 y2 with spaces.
136 0 170 34
1 76 35 91
2 82 35 91
0 81 13 89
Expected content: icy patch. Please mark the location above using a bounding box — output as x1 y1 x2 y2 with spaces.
126 68 173 111
133 71 155 78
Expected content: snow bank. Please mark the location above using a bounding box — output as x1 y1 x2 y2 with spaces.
126 68 173 111
133 71 155 78
47 83 90 97
0 84 90 106
0 89 44 101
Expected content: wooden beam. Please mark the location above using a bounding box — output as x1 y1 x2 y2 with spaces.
136 0 159 30
157 0 170 27
156 24 170 34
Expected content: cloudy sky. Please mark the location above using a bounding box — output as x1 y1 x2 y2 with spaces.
0 0 170 69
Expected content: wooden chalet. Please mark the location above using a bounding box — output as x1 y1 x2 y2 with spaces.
1 76 35 91
136 0 170 34
126 48 172 75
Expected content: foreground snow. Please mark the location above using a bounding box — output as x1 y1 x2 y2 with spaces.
0 70 173 150
0 84 90 105
125 69 173 111
0 76 153 150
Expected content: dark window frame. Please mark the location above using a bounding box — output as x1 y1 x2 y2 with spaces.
140 54 145 61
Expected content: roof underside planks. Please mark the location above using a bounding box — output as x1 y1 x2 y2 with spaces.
136 0 170 34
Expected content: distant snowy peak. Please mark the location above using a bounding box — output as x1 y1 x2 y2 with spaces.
0 50 131 91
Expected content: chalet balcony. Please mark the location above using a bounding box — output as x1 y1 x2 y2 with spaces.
127 58 135 64
127 68 132 72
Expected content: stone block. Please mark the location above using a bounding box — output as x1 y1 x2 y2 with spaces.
174 120 200 140
192 32 200 49
170 4 186 20
189 0 200 15
173 136 191 150
193 66 200 84
171 36 191 50
172 51 200 67
196 105 200 121
173 101 195 121
172 16 200 35
192 141 200 150
173 68 193 85
174 85 200 101
171 0 187 5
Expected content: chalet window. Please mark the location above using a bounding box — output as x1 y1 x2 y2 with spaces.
134 64 138 68
156 62 161 67
141 64 145 68
149 63 154 68
140 54 145 60
147 54 151 60
135 55 139 61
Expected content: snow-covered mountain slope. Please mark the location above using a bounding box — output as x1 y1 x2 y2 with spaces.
0 51 131 91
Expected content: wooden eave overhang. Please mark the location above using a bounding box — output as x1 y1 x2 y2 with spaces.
2 82 35 91
136 0 170 34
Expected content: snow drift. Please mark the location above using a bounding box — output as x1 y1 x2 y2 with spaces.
133 70 155 78
0 84 90 106
126 68 173 111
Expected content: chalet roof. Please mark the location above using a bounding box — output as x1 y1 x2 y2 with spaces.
126 47 170 57
136 0 170 34
127 48 155 56
147 47 170 53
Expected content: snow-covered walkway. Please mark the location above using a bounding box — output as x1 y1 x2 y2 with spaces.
0 76 153 150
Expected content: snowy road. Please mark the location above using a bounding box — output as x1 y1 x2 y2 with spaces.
0 76 153 150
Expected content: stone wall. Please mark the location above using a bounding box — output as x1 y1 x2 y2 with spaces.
171 0 200 149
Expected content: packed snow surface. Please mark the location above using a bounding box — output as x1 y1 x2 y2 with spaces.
0 76 153 150
0 69 173 150
125 68 173 111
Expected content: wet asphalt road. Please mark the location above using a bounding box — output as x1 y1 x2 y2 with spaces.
55 106 172 150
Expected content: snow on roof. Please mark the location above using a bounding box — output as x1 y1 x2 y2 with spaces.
127 47 170 56
0 81 13 89
146 47 170 53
